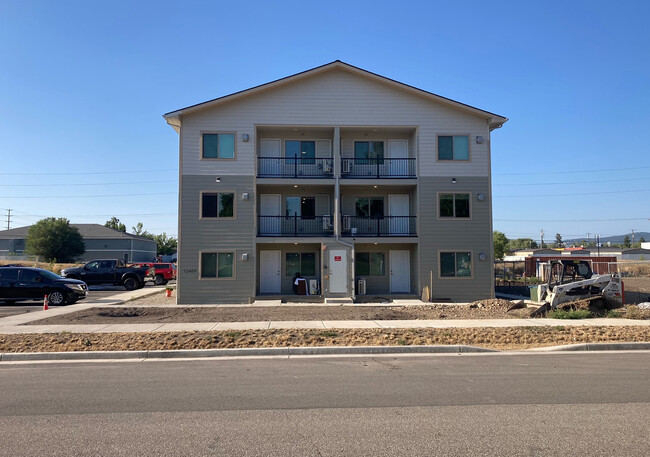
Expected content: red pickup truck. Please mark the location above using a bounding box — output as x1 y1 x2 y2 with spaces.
128 262 176 286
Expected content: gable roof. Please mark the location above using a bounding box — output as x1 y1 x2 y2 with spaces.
0 224 155 242
163 60 508 132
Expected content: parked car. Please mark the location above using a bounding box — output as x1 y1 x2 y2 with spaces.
0 267 88 305
61 259 153 290
128 263 176 285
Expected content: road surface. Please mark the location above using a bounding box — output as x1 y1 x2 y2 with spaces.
0 352 649 456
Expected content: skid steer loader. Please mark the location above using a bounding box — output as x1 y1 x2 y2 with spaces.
531 259 624 317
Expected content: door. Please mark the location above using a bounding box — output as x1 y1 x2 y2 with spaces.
388 140 408 176
260 139 281 175
16 269 46 299
260 250 281 294
260 194 281 235
390 250 410 293
389 194 409 235
328 249 347 293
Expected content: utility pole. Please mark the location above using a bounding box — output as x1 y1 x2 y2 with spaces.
631 229 635 245
540 229 544 248
597 235 600 257
5 209 11 231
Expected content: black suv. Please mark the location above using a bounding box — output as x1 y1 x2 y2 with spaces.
0 267 88 305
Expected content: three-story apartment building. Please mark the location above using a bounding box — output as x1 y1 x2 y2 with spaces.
164 61 507 304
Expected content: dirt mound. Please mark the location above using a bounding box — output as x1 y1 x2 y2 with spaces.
468 299 516 311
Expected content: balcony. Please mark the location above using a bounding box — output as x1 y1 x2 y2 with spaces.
258 216 334 237
341 158 416 178
341 216 417 237
257 157 334 178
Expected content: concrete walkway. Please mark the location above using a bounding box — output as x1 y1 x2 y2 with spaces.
1 286 649 334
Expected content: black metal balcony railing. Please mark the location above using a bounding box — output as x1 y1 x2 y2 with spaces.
258 216 335 237
257 157 334 178
341 158 416 178
341 216 417 237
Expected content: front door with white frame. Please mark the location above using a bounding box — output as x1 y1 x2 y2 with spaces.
388 140 408 176
328 249 348 293
260 194 281 235
390 250 410 293
259 250 281 294
389 194 409 235
260 139 281 176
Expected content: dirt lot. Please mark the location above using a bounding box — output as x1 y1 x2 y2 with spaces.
2 326 649 353
28 299 534 325
3 295 648 353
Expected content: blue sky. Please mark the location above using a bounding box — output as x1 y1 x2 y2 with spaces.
1 0 649 243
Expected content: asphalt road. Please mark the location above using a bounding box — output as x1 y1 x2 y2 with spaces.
0 352 649 456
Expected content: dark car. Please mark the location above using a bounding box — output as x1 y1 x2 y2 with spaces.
0 267 88 306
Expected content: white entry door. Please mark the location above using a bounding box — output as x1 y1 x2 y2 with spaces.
390 250 410 293
389 194 409 235
260 250 281 294
260 139 281 175
260 194 281 235
329 249 347 293
388 140 408 176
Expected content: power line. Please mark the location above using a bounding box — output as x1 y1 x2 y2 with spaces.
0 180 177 187
0 169 176 176
494 188 650 198
492 176 650 187
0 192 177 199
494 217 648 222
493 165 650 176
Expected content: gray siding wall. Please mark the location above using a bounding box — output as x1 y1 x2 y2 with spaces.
178 175 256 304
418 176 492 302
84 239 131 250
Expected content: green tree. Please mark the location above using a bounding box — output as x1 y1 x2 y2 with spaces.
622 235 631 248
507 238 538 250
640 237 646 243
153 233 177 256
493 231 509 260
132 222 154 240
104 217 126 232
25 218 85 262
554 233 564 248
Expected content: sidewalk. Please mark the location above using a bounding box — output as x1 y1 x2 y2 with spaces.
1 286 649 334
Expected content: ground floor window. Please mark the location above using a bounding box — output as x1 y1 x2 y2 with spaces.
440 251 472 278
200 252 234 279
286 252 316 276
355 252 385 276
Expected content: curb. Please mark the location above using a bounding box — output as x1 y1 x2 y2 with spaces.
2 342 649 362
527 342 650 352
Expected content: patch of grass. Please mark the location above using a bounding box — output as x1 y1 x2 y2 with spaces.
548 309 593 319
606 310 623 318
554 326 566 330
225 331 242 338
397 339 408 345
320 331 339 338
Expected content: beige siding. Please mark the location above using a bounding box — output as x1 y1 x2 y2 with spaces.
180 69 490 177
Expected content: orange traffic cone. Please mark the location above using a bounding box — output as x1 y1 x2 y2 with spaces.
43 294 49 310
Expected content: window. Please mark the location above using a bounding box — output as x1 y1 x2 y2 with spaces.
438 135 469 161
202 133 235 159
286 140 315 164
286 197 315 219
439 193 470 218
19 269 41 282
440 252 472 278
355 197 384 218
286 253 316 276
202 192 235 218
200 252 234 279
354 141 384 164
355 252 385 276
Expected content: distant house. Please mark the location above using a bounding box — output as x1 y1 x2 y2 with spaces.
0 224 157 262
